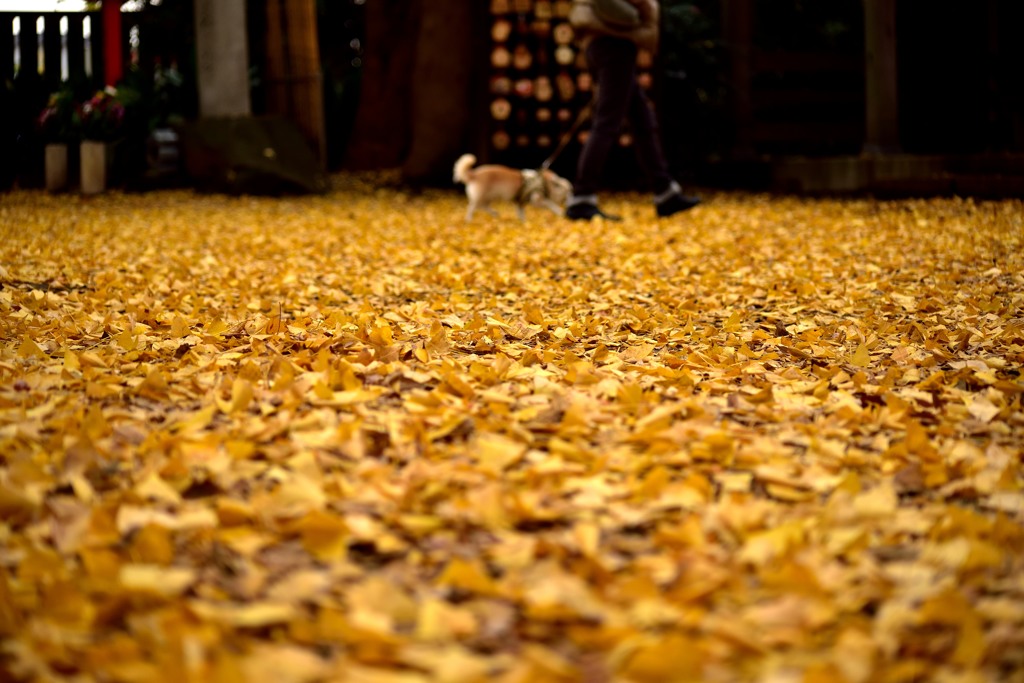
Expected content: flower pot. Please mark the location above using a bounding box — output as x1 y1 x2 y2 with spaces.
45 143 69 192
80 140 109 195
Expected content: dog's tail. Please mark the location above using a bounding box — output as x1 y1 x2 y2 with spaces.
453 154 477 184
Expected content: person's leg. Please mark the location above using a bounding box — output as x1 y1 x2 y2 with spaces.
568 37 637 219
626 79 700 217
626 79 673 194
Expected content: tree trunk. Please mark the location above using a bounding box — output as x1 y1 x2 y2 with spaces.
402 3 482 184
265 0 327 167
344 0 420 169
722 0 754 160
864 0 900 153
345 0 483 183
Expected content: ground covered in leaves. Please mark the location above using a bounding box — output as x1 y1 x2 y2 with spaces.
1 180 1023 683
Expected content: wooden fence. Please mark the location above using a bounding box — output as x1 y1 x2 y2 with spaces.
0 11 105 92
0 9 183 90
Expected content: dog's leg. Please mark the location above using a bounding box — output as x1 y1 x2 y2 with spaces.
465 201 476 222
540 199 564 216
516 204 526 221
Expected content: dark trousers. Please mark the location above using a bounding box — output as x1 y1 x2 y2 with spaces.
573 35 673 198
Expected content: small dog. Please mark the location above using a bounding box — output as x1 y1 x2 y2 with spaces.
453 153 572 222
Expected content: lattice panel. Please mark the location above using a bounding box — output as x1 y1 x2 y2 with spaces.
487 0 653 166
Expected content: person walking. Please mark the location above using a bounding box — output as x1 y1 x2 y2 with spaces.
566 0 700 220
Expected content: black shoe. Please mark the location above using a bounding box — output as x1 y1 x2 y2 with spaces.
566 202 622 221
656 192 701 218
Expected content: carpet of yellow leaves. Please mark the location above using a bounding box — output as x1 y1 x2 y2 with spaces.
1 181 1023 683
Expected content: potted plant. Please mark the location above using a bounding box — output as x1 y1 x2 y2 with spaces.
74 87 126 194
112 61 187 188
37 86 77 192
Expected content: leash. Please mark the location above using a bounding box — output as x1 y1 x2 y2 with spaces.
539 98 594 171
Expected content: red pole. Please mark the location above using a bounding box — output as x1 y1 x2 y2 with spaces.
102 0 123 86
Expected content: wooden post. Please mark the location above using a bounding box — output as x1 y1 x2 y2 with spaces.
0 15 14 83
194 0 251 117
18 13 40 78
43 14 62 89
864 0 899 153
984 0 999 150
102 0 122 85
89 10 105 83
65 13 87 83
722 0 754 160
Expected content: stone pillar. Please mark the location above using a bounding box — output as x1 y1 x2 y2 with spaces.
864 0 899 153
194 0 251 117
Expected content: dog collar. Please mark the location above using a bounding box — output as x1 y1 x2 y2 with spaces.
517 169 546 204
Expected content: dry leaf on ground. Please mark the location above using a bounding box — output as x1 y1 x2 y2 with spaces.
1 183 1022 682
